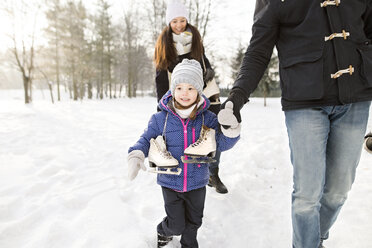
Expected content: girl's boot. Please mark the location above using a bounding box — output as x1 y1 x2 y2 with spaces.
157 233 173 247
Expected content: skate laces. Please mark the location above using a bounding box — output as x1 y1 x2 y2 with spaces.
155 140 174 159
163 150 174 159
191 131 208 147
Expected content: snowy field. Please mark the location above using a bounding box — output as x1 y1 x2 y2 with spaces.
0 90 371 248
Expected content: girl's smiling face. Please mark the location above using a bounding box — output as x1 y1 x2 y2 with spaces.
170 17 187 35
174 83 198 107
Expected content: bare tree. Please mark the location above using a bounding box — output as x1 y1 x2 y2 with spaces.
122 11 137 98
146 0 212 41
44 0 63 101
185 0 212 39
37 67 55 104
92 0 114 99
112 28 127 98
116 4 154 98
145 0 167 43
3 0 40 104
59 0 88 100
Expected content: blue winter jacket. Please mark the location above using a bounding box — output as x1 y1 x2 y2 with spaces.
128 91 240 192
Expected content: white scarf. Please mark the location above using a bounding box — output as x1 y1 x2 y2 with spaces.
172 31 192 55
173 97 205 119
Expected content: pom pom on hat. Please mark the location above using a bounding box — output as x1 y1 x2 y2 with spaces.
166 0 189 24
171 59 204 97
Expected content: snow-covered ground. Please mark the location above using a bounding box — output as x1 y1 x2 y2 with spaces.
0 90 371 248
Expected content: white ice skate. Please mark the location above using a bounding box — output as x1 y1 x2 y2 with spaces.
148 136 182 175
181 125 217 164
364 132 372 154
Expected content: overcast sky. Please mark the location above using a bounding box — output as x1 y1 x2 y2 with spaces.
1 0 256 51
0 0 257 85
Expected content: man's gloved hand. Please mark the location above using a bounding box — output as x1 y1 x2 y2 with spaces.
219 88 247 124
203 68 215 82
364 132 372 154
127 150 146 181
218 101 241 138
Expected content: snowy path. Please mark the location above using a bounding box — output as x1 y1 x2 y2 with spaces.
0 91 371 248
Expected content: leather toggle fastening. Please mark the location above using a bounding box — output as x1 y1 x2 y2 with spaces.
324 30 350 41
320 0 340 7
331 65 354 79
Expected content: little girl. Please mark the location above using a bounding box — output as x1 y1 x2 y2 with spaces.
154 0 228 194
127 59 240 247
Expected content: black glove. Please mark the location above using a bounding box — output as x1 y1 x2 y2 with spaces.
220 88 248 124
203 68 215 82
364 132 372 154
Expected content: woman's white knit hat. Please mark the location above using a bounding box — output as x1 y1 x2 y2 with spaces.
171 59 204 97
166 0 189 24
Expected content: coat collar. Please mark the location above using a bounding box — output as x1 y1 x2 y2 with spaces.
159 90 210 116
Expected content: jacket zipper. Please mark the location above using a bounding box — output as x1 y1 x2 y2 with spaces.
182 120 190 192
162 99 195 192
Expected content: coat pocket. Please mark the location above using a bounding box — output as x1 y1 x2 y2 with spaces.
279 52 324 101
357 45 372 87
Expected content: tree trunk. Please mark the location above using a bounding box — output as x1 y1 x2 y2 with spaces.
73 79 78 100
79 82 85 100
23 76 30 104
99 82 104 99
119 84 123 97
56 41 61 101
29 79 33 102
69 84 73 99
48 82 54 104
57 77 61 101
88 82 93 99
96 81 100 99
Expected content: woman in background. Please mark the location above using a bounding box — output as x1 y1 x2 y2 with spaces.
154 0 228 193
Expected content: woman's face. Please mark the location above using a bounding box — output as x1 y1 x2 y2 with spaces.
174 83 198 107
170 17 187 35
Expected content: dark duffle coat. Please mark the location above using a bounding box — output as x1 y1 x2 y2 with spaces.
233 0 372 110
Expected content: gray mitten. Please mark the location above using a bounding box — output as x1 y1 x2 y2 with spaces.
127 150 146 181
218 101 241 138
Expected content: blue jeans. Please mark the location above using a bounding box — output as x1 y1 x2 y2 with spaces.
284 101 371 248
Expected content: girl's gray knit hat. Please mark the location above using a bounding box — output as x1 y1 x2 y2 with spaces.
171 59 204 97
166 0 189 24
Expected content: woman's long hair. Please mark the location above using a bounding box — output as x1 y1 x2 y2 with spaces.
154 23 203 71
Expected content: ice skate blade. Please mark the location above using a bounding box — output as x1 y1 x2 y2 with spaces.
148 168 182 175
181 156 216 164
149 162 179 169
183 151 216 157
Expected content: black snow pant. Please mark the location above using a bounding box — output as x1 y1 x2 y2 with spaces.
157 186 206 248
